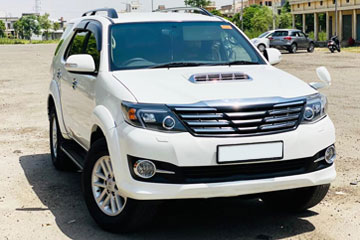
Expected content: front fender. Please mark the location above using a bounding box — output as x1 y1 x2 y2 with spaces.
92 105 124 184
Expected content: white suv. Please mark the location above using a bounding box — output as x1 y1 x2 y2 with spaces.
48 8 336 232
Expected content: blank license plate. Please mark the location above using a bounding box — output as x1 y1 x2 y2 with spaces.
217 141 283 163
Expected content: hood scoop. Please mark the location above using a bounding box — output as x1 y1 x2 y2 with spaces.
189 72 252 83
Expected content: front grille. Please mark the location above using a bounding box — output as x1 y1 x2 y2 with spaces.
172 100 305 137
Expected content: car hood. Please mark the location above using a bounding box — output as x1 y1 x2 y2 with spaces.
112 65 316 104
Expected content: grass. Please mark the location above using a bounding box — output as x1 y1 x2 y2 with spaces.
341 46 360 53
0 38 59 45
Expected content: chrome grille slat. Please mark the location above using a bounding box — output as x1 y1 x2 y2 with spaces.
185 120 230 127
268 107 302 115
193 127 236 133
260 121 297 130
180 113 224 119
173 100 305 136
264 114 300 123
225 111 267 118
232 119 263 125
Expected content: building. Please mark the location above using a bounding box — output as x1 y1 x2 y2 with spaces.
205 1 217 11
220 1 250 16
0 17 19 37
289 0 360 42
220 0 283 16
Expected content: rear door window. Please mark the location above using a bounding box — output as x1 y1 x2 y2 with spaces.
273 31 289 37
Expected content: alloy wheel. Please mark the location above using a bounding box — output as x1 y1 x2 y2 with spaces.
91 156 127 216
51 117 58 158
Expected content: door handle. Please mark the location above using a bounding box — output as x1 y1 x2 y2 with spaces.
56 69 62 79
72 78 78 90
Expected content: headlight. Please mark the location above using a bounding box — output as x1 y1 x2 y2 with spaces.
121 101 186 132
302 94 327 123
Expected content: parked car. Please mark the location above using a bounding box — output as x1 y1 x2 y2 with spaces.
251 30 274 52
48 7 336 232
269 29 315 53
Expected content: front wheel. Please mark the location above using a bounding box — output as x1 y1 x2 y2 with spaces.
257 44 266 52
82 139 157 233
307 42 315 53
261 184 330 212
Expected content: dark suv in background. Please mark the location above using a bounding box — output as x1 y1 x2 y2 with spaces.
269 29 315 54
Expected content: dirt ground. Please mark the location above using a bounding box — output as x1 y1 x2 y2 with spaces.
0 44 359 240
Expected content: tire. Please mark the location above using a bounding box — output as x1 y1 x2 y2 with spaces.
289 43 297 53
330 47 335 53
49 108 76 171
307 42 315 53
261 184 330 212
82 139 157 233
257 44 266 52
337 47 341 52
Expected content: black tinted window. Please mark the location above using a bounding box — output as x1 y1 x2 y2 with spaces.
67 31 87 57
273 31 289 37
85 33 100 71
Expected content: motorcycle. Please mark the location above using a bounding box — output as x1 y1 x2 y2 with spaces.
328 36 341 53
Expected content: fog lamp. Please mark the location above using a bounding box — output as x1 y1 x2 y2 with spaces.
324 146 336 164
133 160 156 179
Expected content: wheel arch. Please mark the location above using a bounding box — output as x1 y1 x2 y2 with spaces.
90 105 125 188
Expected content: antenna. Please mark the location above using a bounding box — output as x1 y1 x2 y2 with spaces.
34 0 41 14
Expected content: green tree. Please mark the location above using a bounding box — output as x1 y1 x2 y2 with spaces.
232 5 262 30
210 9 223 17
250 7 273 32
184 0 211 7
14 15 40 40
279 12 292 28
53 22 61 31
38 13 52 40
0 20 5 37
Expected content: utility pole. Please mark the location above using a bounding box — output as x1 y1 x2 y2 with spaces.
34 0 41 14
233 0 236 16
335 0 338 36
151 0 154 11
272 0 276 30
240 0 244 30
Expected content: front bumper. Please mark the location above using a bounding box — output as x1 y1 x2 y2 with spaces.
111 116 336 200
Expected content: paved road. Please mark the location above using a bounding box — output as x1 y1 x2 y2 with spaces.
0 44 359 240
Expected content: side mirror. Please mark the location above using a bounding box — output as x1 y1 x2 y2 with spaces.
309 66 331 90
264 48 282 65
65 54 95 73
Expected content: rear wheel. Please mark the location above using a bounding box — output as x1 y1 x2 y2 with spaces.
307 42 315 53
261 184 330 212
257 44 266 52
289 43 297 53
330 47 335 53
82 139 157 233
49 108 76 171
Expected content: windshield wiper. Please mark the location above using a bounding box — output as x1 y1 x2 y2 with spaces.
212 61 259 66
150 62 209 69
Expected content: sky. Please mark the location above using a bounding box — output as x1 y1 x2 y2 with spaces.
0 0 234 21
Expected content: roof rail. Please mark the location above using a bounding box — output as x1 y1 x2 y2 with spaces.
155 7 213 16
82 8 118 19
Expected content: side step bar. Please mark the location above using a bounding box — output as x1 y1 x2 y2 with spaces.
60 141 87 171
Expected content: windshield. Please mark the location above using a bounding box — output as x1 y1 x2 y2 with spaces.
109 21 265 70
258 31 270 38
